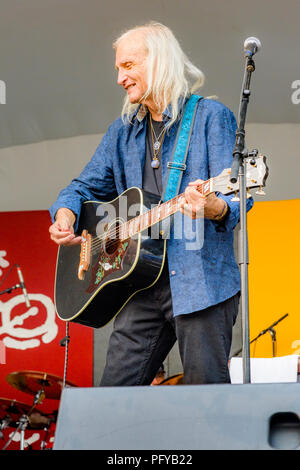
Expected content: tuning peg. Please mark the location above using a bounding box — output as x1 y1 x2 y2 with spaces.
248 149 259 165
255 186 265 196
231 191 240 202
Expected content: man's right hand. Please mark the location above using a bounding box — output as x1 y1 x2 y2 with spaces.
49 208 82 246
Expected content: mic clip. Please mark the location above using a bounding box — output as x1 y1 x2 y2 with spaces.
60 335 70 347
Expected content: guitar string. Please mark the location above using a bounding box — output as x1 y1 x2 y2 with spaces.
87 166 255 249
89 212 167 254
88 176 233 253
88 203 172 253
77 170 260 263
87 194 180 248
89 210 165 254
89 213 165 254
88 174 230 250
88 194 183 252
84 174 234 252
87 178 213 250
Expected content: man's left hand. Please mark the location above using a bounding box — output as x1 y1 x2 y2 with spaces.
180 179 227 220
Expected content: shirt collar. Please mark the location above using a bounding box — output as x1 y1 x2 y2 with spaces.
133 95 188 123
135 104 147 122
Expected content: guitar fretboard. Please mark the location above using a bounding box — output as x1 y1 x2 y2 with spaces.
119 179 213 241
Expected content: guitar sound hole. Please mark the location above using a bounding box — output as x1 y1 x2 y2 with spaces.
104 222 121 255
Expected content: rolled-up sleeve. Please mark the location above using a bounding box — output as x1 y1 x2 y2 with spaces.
206 103 253 232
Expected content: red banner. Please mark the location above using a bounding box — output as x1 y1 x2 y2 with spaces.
0 210 93 450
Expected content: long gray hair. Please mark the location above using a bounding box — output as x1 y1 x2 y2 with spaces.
113 22 205 127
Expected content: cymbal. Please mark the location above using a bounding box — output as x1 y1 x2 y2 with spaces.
0 397 31 417
6 371 77 400
0 397 53 429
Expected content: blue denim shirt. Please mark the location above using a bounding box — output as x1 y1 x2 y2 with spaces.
49 98 253 316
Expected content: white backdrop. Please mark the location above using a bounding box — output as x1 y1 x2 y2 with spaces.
0 122 298 213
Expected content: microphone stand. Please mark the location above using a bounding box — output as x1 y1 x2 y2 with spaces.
0 284 21 296
0 264 31 307
234 313 289 358
269 328 277 358
230 53 257 384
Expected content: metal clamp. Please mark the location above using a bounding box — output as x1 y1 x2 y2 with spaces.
167 162 186 171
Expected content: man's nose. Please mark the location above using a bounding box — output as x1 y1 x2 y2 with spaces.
117 69 127 86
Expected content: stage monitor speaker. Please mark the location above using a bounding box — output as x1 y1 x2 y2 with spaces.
53 383 300 450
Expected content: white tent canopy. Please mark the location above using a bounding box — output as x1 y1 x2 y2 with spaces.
0 0 299 150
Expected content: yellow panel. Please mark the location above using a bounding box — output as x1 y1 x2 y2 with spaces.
247 199 300 358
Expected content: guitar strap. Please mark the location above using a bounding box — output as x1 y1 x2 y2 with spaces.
161 94 203 202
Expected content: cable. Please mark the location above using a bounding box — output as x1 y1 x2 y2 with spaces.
0 263 18 288
60 322 70 389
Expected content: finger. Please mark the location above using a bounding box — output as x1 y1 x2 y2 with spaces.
180 203 196 219
49 226 72 239
206 191 217 201
55 219 74 233
49 220 74 235
185 184 204 195
181 198 206 218
50 232 82 246
188 179 204 186
60 222 74 233
63 235 82 246
185 187 205 205
50 232 73 244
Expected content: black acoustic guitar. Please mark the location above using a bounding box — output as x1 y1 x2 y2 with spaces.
54 155 268 328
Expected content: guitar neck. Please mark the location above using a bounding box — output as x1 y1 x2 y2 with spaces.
119 178 214 241
118 152 269 241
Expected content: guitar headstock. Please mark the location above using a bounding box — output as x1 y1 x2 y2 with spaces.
211 155 269 198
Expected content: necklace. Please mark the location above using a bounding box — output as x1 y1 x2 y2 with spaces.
150 115 166 169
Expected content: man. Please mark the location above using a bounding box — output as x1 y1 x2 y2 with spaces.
49 22 253 385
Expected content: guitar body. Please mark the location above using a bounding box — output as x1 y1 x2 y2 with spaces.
54 155 268 328
54 187 166 328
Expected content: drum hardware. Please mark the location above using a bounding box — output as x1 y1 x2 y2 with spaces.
0 398 35 429
1 389 46 450
6 370 77 400
157 373 184 386
40 420 52 451
0 415 12 439
1 370 76 450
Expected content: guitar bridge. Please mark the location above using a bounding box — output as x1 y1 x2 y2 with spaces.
78 229 91 280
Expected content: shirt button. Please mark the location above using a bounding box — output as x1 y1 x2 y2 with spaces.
171 270 176 276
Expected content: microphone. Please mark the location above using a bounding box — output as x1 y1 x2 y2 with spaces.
244 37 262 57
16 265 31 307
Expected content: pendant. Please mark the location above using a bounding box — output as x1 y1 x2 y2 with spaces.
153 141 160 151
151 159 160 169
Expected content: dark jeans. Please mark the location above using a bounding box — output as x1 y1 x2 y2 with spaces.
100 264 239 386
